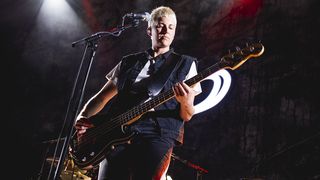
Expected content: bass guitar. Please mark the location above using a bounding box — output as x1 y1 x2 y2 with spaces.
69 42 265 169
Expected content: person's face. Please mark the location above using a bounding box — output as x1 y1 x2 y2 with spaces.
149 15 177 49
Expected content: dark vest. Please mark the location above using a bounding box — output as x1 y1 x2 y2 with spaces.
116 51 196 144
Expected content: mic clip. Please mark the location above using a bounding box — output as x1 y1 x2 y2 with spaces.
121 12 150 27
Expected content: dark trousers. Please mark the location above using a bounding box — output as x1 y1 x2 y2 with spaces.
97 132 174 180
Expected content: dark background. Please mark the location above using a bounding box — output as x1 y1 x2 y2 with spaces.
3 0 320 179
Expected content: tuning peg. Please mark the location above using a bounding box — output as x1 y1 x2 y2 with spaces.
250 46 255 52
236 46 241 51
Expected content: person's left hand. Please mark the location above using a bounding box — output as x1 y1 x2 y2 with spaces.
173 82 195 106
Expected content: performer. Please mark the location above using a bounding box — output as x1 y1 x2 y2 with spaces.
75 6 201 180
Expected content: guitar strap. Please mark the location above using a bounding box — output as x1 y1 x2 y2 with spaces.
147 52 183 96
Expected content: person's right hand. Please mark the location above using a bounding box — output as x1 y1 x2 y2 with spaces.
74 116 94 140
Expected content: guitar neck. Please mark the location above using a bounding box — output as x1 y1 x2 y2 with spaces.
114 42 264 125
115 61 225 125
184 62 226 87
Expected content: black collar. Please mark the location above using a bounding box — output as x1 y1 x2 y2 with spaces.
146 48 174 60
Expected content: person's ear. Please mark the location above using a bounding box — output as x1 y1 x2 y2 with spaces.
147 27 151 37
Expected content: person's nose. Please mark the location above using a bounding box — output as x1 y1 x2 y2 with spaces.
160 26 168 34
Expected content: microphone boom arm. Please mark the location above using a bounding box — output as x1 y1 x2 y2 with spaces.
71 22 137 47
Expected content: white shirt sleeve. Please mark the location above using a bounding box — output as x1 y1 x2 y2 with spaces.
105 61 121 85
185 61 202 95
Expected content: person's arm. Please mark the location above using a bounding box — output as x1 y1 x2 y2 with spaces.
75 80 118 135
75 61 121 133
78 80 118 118
173 82 196 121
173 60 201 121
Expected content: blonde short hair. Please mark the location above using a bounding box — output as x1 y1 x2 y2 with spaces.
148 6 177 27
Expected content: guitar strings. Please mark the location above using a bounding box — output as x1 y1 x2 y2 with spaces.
75 64 216 148
76 93 171 149
83 89 173 142
76 89 175 148
75 62 223 148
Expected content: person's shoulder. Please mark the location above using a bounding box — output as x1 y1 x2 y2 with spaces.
172 51 197 63
182 54 197 62
122 51 147 60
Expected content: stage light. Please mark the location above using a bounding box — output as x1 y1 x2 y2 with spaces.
44 0 66 10
36 0 83 40
40 0 77 26
44 0 68 11
194 69 232 114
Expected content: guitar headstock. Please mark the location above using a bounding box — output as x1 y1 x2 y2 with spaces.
220 42 264 70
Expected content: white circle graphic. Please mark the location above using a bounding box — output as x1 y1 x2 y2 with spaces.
194 69 232 114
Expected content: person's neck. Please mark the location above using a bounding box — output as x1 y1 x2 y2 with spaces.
152 47 170 58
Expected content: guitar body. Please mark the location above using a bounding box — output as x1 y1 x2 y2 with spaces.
70 116 136 169
70 95 142 169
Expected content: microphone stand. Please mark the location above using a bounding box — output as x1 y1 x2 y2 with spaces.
47 17 142 180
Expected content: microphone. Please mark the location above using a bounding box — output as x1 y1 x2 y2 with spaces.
125 12 151 21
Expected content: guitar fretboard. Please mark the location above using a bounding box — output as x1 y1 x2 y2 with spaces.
115 62 226 125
